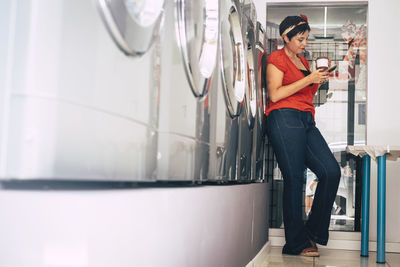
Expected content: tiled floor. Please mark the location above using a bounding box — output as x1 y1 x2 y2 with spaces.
256 246 400 267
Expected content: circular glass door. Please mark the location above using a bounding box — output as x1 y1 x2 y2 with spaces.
220 1 246 117
176 0 219 98
256 22 266 126
244 19 256 129
97 0 165 56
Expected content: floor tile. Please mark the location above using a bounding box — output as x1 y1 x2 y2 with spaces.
254 246 400 267
386 252 400 267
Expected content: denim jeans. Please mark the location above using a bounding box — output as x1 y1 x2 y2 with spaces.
266 108 341 254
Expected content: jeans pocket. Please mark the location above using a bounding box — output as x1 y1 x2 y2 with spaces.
279 109 304 128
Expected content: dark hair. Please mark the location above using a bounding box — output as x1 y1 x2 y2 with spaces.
279 15 311 43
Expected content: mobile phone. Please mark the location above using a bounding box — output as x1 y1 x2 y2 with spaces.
328 65 337 73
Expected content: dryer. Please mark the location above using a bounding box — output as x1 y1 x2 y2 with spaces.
236 1 257 181
209 0 246 181
0 0 164 181
156 0 219 181
252 21 267 182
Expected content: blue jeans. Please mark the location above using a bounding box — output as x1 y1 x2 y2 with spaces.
266 108 341 254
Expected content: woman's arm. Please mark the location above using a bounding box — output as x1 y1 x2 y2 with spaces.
267 63 328 103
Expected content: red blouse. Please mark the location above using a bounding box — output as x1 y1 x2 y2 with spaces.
265 48 319 117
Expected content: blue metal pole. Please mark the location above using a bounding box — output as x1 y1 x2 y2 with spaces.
377 155 386 263
361 155 370 257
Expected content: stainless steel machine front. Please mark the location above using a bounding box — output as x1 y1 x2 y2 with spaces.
0 0 164 181
211 0 247 181
252 21 267 182
156 0 219 181
237 3 257 181
0 0 265 183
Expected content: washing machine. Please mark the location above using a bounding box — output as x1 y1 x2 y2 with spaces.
252 21 267 182
208 0 246 182
0 0 164 181
235 1 257 182
156 0 219 181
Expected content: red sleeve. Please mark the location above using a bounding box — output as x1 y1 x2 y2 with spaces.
267 51 287 73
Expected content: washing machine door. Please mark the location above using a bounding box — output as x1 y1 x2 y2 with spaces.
244 19 257 129
97 0 164 56
176 0 219 98
256 22 266 126
220 1 246 117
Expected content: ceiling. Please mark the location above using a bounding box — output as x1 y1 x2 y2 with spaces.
266 4 367 40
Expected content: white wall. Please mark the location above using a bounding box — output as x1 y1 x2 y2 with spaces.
0 183 269 267
261 0 400 246
367 0 400 244
254 0 266 28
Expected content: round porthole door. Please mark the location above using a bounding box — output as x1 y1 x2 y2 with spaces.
244 19 256 129
256 22 266 126
176 0 219 98
97 0 165 56
220 1 246 117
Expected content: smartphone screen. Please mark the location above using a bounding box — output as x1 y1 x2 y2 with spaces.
328 65 337 73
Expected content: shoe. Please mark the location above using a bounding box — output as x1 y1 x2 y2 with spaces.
309 240 318 250
282 242 320 257
300 246 320 257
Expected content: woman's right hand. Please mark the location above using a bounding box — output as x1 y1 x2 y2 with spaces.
309 69 329 84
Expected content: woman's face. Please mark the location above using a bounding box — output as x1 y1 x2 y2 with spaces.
285 30 309 54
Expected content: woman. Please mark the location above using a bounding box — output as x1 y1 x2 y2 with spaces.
265 15 341 257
